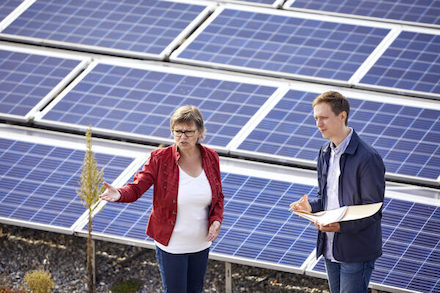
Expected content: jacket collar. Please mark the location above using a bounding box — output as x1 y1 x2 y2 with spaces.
343 129 360 155
322 129 360 156
172 143 180 162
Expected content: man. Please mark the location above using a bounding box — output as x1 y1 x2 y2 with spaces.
290 91 385 293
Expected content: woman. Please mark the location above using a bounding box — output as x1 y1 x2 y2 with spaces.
99 105 224 293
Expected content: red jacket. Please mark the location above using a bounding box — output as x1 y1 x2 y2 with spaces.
118 144 224 246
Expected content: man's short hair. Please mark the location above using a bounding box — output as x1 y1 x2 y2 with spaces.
313 91 350 126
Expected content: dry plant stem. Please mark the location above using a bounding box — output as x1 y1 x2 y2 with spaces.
77 126 106 293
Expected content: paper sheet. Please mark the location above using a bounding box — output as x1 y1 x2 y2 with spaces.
292 202 383 225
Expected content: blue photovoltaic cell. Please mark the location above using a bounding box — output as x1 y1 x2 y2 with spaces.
0 0 23 21
2 0 207 56
238 89 440 180
175 8 389 81
41 63 277 147
90 168 319 269
288 0 440 26
309 198 440 293
0 138 134 229
0 49 81 117
361 31 440 95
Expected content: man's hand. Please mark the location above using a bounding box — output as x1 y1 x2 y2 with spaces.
99 182 121 202
313 221 340 232
289 194 312 213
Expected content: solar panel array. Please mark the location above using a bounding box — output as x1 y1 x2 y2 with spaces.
16 55 435 184
2 1 439 99
0 45 427 185
171 5 440 99
0 0 439 292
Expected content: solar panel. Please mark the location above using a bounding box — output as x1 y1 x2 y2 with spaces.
212 173 317 270
235 88 440 183
36 61 278 148
220 0 282 7
0 45 86 121
360 31 440 96
285 0 440 27
0 0 213 59
307 197 440 293
171 5 390 82
0 128 136 233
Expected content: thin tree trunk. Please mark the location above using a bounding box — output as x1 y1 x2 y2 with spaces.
88 212 94 293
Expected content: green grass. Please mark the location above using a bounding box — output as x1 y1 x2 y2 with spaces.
109 279 143 293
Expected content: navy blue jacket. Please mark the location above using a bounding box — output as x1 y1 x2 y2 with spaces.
310 130 385 262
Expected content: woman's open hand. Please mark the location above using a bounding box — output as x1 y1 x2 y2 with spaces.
99 182 121 202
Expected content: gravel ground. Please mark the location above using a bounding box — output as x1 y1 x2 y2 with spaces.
0 223 330 292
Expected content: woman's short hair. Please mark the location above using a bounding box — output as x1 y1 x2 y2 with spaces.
170 105 206 140
312 91 350 126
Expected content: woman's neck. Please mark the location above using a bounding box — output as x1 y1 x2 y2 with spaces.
178 145 203 177
178 144 200 160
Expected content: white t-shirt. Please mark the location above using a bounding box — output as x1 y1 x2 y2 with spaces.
155 166 212 254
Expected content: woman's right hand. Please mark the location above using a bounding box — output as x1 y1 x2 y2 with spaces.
99 182 121 202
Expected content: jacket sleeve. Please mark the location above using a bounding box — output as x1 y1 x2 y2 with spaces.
208 151 224 225
117 153 156 203
310 147 325 213
339 151 385 233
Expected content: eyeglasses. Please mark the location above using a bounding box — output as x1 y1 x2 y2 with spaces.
172 129 197 137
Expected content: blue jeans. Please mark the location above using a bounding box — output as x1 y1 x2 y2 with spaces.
325 258 375 293
155 246 209 293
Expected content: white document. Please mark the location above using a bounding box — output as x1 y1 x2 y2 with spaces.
292 202 383 226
